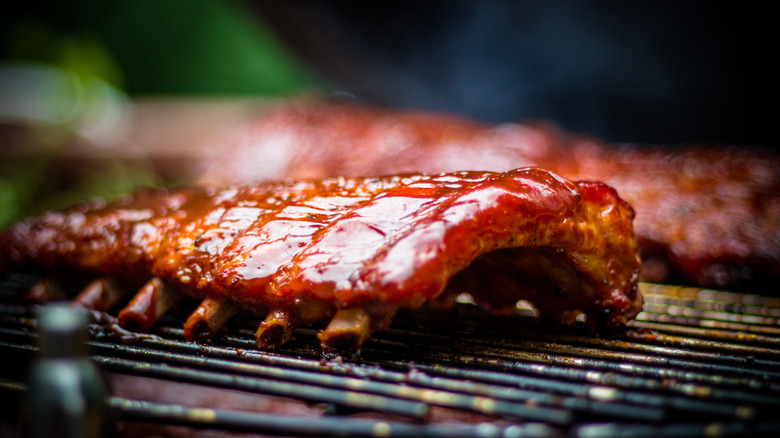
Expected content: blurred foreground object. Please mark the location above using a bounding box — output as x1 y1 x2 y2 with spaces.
25 305 109 438
200 98 780 292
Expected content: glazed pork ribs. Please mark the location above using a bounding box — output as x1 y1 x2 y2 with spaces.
200 99 779 290
1 167 642 353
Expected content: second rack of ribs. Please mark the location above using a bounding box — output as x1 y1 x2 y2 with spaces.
0 167 642 354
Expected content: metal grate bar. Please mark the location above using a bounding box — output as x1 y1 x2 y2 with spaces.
621 328 780 359
365 322 780 382
3 277 780 437
362 344 760 420
638 302 780 328
0 316 574 425
136 335 663 422
0 380 562 438
218 328 768 421
635 311 780 339
107 396 562 438
641 296 780 319
386 305 780 359
91 341 573 425
0 325 429 421
144 328 666 422
165 300 780 420
627 319 780 349
2 307 761 423
190 317 780 404
639 284 780 307
573 421 780 438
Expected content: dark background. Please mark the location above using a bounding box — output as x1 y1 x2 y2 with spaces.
2 0 774 146
252 0 773 145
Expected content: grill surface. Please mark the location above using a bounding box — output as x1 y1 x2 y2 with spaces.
1 274 779 437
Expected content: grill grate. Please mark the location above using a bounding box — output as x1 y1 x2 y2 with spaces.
1 274 780 437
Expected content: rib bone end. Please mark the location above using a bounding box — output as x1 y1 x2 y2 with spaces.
118 277 182 332
255 309 296 349
72 277 129 311
184 296 239 342
21 278 66 304
318 308 372 355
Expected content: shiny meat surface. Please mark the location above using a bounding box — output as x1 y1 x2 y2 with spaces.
201 99 779 290
1 168 641 352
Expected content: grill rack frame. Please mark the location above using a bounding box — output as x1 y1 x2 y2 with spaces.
2 274 780 437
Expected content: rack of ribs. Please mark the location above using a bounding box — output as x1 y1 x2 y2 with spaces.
199 99 779 291
1 167 642 354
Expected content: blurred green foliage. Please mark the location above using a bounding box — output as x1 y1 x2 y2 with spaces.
1 0 320 96
1 0 323 229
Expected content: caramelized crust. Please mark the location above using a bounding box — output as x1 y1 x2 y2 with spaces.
1 168 642 351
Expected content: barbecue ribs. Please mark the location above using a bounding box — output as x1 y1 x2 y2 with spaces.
200 99 779 290
1 168 642 353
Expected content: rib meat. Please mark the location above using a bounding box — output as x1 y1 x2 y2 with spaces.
200 99 779 290
1 168 642 353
